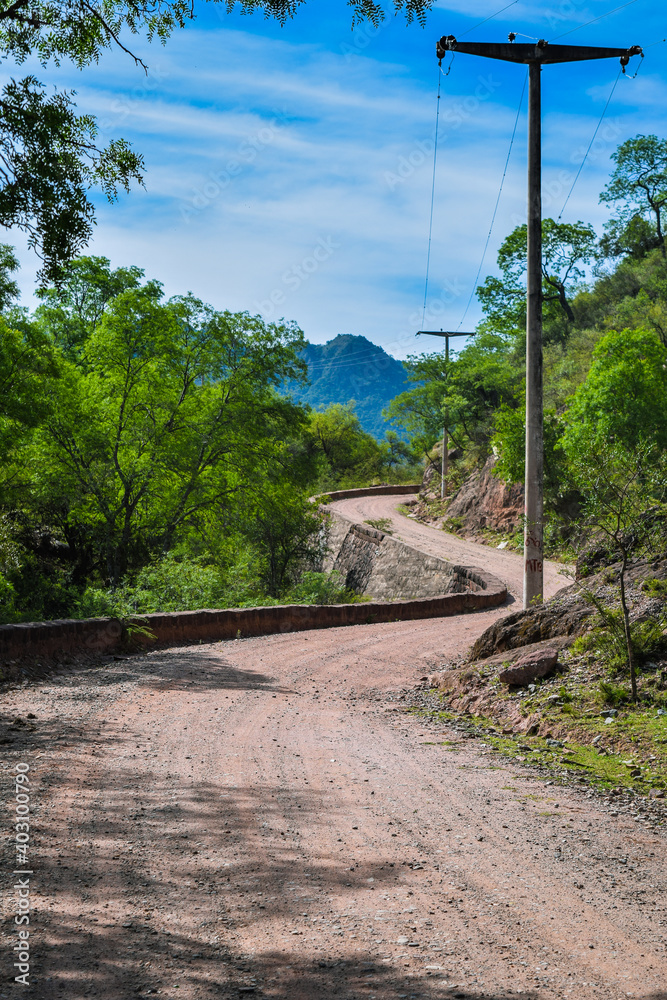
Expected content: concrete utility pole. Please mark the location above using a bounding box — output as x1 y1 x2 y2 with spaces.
416 330 473 498
436 36 642 609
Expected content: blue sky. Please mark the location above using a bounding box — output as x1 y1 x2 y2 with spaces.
8 0 667 357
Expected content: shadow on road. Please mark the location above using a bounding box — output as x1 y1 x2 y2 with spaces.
14 768 565 1000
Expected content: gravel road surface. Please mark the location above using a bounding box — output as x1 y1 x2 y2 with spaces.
1 498 664 1000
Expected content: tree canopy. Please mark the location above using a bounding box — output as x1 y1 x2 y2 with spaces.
477 219 597 340
600 134 667 259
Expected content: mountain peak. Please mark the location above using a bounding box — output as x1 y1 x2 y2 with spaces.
288 335 407 438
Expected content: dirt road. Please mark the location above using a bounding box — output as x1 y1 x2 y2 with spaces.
1 499 665 1000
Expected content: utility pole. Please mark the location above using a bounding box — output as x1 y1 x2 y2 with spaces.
416 330 473 498
436 36 642 609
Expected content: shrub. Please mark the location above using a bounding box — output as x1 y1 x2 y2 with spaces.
642 577 667 600
599 680 629 706
578 590 667 673
285 571 359 606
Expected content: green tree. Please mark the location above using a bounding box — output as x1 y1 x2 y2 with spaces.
442 331 521 454
600 134 667 259
0 314 57 495
379 430 415 471
384 353 447 459
0 76 143 282
477 219 597 339
386 334 521 461
34 256 145 359
307 402 382 489
33 286 309 584
491 401 569 514
561 327 667 456
567 440 667 702
240 479 323 596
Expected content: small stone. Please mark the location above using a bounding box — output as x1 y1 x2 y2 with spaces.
396 936 409 945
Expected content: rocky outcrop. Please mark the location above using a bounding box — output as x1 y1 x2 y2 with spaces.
468 587 592 661
434 455 523 538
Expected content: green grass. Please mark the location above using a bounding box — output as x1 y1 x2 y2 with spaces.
415 704 667 797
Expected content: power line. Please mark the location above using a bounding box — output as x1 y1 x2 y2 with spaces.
558 68 622 220
459 0 519 38
420 3 521 330
303 349 393 371
422 66 442 328
455 69 528 332
550 0 643 42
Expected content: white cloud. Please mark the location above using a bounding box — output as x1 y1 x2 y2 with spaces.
5 14 666 358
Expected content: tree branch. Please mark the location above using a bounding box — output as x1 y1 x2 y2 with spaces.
80 0 149 71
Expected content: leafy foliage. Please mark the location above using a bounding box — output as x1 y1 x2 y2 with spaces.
0 77 143 283
477 219 597 341
566 440 667 700
562 328 667 455
600 134 667 258
224 0 432 25
0 0 434 275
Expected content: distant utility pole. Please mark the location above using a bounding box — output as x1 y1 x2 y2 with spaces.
436 36 642 609
416 330 473 498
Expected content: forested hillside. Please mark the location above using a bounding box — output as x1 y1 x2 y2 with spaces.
0 261 419 624
286 334 409 439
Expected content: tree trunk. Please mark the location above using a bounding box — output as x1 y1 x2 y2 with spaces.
618 551 637 702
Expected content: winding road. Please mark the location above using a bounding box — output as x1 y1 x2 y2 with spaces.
1 496 665 1000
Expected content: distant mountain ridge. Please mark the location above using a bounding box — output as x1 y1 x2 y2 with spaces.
286 334 408 439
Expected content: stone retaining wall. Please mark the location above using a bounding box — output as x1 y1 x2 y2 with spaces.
320 484 421 502
0 486 507 663
322 510 480 601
